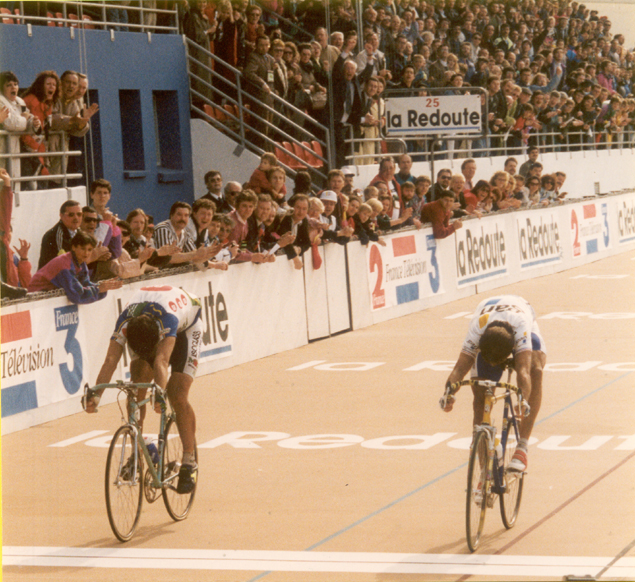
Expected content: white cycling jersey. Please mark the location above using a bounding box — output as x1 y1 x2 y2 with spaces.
461 295 545 358
112 285 202 346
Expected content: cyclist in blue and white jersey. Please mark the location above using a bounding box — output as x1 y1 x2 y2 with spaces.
86 285 203 493
442 295 547 472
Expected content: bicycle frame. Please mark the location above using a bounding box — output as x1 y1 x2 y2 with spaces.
84 381 178 491
476 380 522 497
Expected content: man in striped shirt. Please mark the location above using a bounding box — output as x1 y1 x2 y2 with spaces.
152 201 213 268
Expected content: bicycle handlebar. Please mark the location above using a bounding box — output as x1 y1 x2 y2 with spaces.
439 379 529 417
81 381 164 412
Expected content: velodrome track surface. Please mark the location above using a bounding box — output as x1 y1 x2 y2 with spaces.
3 249 635 581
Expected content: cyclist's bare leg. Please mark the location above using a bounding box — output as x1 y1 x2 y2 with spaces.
518 350 545 441
130 359 153 430
166 371 196 457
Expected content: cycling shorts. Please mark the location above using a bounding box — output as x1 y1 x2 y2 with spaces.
129 318 203 379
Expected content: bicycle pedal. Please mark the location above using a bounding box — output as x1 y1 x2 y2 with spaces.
487 493 496 508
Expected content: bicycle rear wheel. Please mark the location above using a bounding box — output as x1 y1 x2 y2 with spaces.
105 425 143 542
466 430 489 552
162 417 197 521
499 438 525 529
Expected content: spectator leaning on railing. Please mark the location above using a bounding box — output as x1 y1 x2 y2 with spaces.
0 71 42 188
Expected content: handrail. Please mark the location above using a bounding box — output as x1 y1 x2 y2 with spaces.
2 1 179 33
184 37 333 180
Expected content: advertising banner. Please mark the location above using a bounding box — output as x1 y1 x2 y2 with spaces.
385 94 482 136
570 201 610 258
516 210 562 270
617 198 635 245
367 232 443 311
1 301 104 419
455 220 508 286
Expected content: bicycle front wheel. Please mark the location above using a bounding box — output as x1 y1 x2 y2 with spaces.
105 425 144 542
466 430 489 552
162 417 197 521
499 441 525 529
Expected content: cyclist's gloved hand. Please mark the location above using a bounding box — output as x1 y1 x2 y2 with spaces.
82 384 100 414
440 382 455 412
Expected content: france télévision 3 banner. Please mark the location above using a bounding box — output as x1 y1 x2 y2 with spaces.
570 200 610 258
0 300 109 420
367 231 443 311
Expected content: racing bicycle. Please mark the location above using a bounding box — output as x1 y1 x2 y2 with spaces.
440 365 529 552
82 381 197 542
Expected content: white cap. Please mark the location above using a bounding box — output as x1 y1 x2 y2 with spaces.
320 190 338 202
341 166 356 176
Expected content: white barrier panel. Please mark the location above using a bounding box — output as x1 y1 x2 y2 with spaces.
323 243 351 335
304 245 330 341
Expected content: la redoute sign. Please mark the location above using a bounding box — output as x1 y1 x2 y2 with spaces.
386 94 482 136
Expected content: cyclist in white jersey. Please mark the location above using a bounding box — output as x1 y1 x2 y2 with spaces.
442 295 547 472
85 285 203 493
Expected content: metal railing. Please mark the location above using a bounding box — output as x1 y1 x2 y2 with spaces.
0 1 179 33
0 130 82 199
184 38 332 185
344 124 635 166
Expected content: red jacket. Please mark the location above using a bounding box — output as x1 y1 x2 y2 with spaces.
420 199 457 239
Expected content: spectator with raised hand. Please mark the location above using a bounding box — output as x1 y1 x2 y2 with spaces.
332 35 375 168
153 201 215 268
21 71 60 188
0 168 31 296
0 71 42 187
28 230 122 303
49 70 99 182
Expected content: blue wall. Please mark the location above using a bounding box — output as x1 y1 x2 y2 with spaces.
0 24 193 221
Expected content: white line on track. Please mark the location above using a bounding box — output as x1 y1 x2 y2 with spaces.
3 547 634 578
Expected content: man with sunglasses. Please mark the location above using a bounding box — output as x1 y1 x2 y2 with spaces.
86 285 203 494
442 295 547 473
38 200 83 269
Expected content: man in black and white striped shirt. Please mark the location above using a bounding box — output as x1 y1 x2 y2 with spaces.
152 201 213 268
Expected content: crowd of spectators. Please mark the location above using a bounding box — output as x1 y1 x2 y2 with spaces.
0 0 633 302
181 0 634 164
